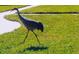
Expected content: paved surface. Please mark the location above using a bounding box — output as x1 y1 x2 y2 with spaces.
0 5 38 35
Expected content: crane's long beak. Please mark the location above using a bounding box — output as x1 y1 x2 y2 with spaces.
10 9 15 12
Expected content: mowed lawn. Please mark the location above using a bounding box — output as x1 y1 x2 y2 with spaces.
21 5 79 12
0 5 79 54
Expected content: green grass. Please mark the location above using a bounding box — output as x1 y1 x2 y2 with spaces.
21 5 79 12
0 5 79 53
0 5 25 12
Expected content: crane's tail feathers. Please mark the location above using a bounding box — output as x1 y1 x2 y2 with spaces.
38 22 44 32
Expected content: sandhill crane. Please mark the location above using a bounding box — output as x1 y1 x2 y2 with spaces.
11 8 44 45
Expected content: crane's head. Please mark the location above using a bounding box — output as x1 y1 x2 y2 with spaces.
11 8 18 11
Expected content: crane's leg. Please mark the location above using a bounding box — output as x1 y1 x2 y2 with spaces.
32 31 40 45
20 30 29 44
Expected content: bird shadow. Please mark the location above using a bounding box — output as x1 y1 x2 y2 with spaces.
23 46 48 51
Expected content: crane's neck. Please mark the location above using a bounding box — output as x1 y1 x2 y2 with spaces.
15 9 29 25
16 9 21 18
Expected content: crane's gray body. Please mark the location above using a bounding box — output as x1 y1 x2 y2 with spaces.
19 15 43 32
